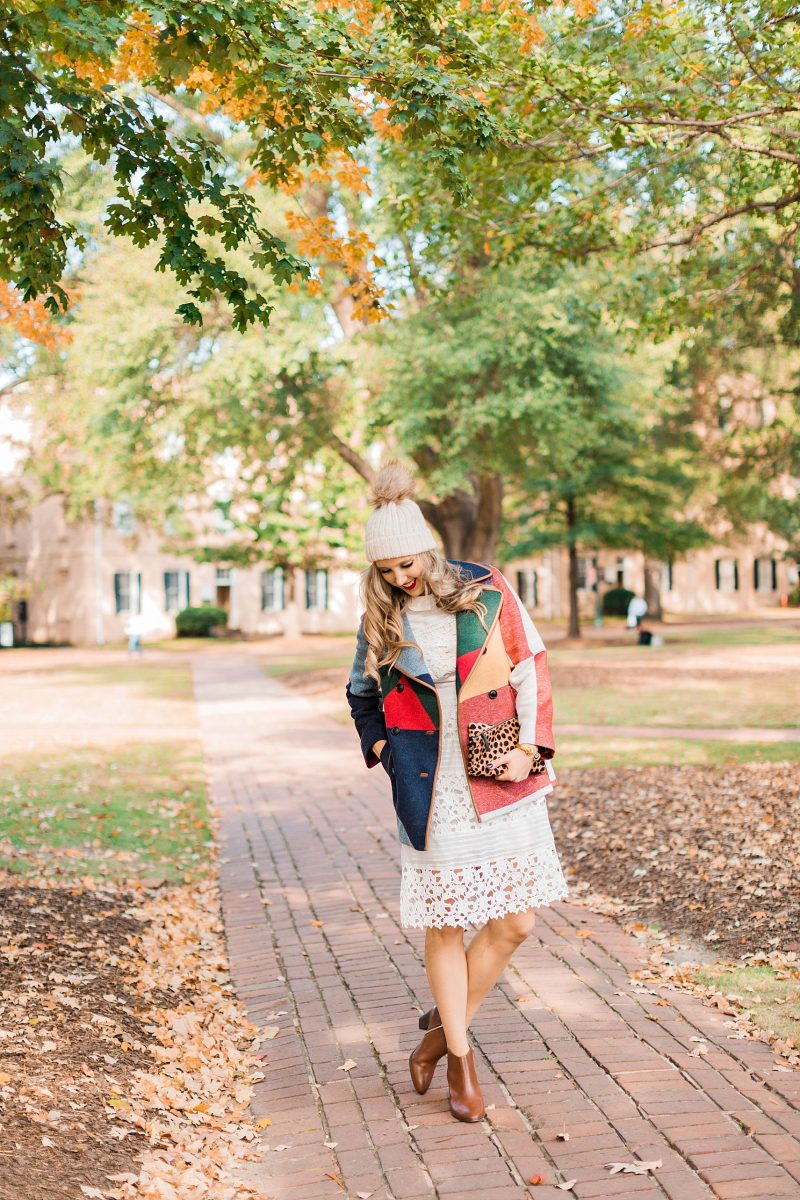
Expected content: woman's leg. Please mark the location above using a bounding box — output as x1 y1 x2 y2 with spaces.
464 907 536 1024
424 924 470 1056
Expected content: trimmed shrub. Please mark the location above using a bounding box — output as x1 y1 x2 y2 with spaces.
602 586 636 617
788 585 800 608
175 605 227 637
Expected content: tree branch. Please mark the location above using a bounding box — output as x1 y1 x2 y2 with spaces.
647 189 800 249
329 433 375 484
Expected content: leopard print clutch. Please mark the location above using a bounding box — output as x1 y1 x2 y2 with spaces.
466 717 546 779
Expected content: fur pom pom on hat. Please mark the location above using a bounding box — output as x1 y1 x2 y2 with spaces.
364 461 437 562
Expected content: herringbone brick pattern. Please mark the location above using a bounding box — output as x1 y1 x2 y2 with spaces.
193 654 800 1200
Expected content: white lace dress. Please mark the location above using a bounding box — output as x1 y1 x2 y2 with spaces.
399 591 569 929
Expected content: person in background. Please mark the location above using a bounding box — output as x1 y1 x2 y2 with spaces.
626 594 648 629
124 612 145 657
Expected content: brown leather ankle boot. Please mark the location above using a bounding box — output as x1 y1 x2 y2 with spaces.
409 1006 447 1095
446 1047 485 1122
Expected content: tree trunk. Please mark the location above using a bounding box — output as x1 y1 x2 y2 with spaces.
416 473 503 561
643 557 664 620
566 497 581 638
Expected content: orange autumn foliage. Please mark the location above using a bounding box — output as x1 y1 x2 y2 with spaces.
51 11 159 87
314 0 377 35
308 151 372 197
0 282 71 350
284 212 389 322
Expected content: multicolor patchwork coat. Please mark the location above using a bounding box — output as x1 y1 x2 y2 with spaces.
346 560 556 852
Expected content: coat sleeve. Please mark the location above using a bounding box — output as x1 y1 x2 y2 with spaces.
345 617 389 769
492 569 556 758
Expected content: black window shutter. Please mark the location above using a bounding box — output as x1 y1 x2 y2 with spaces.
733 560 739 591
714 559 721 590
772 560 778 590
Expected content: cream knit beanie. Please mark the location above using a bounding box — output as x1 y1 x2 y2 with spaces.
364 462 437 563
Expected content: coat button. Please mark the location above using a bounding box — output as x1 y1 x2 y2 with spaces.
419 771 429 778
488 689 497 699
397 682 404 692
425 730 435 736
392 725 400 734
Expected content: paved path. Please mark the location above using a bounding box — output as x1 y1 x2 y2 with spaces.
193 654 800 1200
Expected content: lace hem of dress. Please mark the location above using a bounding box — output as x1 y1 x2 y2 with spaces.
399 846 569 929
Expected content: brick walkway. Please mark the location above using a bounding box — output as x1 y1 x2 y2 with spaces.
193 654 800 1200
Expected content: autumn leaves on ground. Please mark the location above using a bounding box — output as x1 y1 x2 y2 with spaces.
1 627 799 1200
0 651 270 1200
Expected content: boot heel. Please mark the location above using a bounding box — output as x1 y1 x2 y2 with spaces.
409 1007 446 1095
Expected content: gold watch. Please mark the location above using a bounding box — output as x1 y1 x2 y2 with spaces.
514 743 541 759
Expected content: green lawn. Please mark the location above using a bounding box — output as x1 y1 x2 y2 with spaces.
52 660 196 702
554 736 800 770
551 677 798 729
263 652 352 677
663 625 800 647
0 742 212 884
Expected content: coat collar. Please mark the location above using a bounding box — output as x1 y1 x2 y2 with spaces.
449 559 493 585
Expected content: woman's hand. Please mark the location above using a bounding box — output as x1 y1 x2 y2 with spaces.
492 748 533 782
373 739 388 760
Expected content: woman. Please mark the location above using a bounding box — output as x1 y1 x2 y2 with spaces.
346 463 568 1122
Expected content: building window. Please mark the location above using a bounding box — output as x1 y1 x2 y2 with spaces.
112 500 136 537
516 568 538 608
753 557 777 592
305 569 329 611
715 558 739 592
261 567 285 612
215 567 231 585
164 570 190 613
661 560 674 592
576 556 598 591
114 571 142 614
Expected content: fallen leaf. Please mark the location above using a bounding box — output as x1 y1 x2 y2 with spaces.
0 1072 12 1085
310 920 324 927
338 1058 357 1072
528 1174 545 1185
607 1160 662 1176
255 1116 272 1129
79 1189 106 1198
355 1193 373 1199
261 1025 280 1040
41 1136 55 1148
324 1140 338 1148
273 1143 290 1152
576 930 591 939
558 1182 577 1192
557 1131 570 1141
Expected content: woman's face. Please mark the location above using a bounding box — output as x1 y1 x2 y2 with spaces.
375 555 427 595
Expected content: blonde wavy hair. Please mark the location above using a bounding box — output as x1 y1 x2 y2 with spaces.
361 549 488 685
